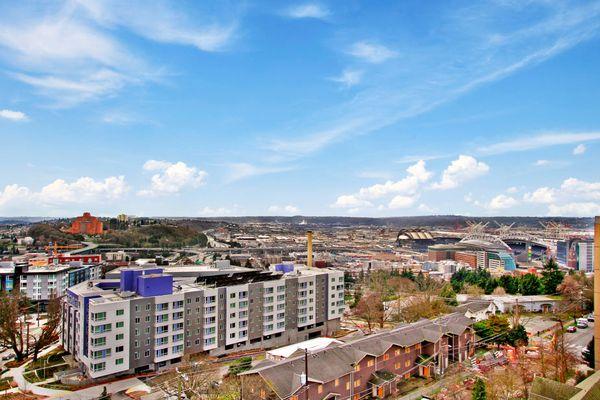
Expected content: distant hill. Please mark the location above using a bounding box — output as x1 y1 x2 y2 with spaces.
187 215 594 229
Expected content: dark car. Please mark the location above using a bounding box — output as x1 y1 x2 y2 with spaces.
587 315 595 322
1 354 13 361
566 326 577 333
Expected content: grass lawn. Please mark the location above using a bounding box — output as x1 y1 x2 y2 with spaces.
23 363 69 383
25 350 67 372
39 381 74 391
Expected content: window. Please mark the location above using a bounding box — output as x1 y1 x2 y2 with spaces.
116 346 124 353
334 379 339 387
91 362 105 372
91 337 106 347
383 354 390 361
354 379 361 388
92 312 106 321
354 364 360 372
395 362 401 369
404 373 410 379
115 358 123 365
145 315 150 323
416 343 421 350
346 382 350 390
156 348 168 357
173 300 184 309
367 359 374 367
395 349 400 356
318 385 323 394
134 340 139 348
134 317 140 324
156 303 169 311
116 309 124 316
91 324 111 334
134 352 139 360
145 350 150 357
405 360 410 367
116 333 124 340
116 321 124 328
405 347 410 354
135 305 139 312
145 304 151 311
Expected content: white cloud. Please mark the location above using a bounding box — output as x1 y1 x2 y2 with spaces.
506 186 518 194
332 160 431 210
534 159 550 166
330 69 363 88
0 2 237 105
548 202 600 217
388 195 418 209
524 177 600 216
431 155 489 190
0 176 128 215
267 205 300 214
283 3 329 19
38 176 128 204
523 187 556 204
198 206 238 217
487 194 518 210
0 109 28 121
573 143 586 155
225 163 294 183
331 195 373 209
347 41 397 64
265 1 600 160
0 184 31 207
417 203 435 213
138 160 207 196
479 132 600 155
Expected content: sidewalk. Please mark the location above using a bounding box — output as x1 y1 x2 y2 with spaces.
53 377 150 400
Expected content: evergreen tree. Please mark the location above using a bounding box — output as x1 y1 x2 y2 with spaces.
472 378 487 400
519 273 542 295
440 284 458 306
506 325 529 347
541 258 565 295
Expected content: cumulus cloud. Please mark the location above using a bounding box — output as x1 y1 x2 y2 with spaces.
347 41 397 63
431 155 489 190
523 187 556 204
283 3 329 19
138 160 207 196
332 160 431 211
267 205 300 214
0 109 28 121
388 195 418 209
525 177 600 216
573 143 586 155
487 194 518 210
0 176 128 215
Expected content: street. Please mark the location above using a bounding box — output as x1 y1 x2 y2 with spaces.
565 321 594 357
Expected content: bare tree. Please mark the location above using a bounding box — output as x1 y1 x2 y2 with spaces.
353 292 385 333
31 296 61 362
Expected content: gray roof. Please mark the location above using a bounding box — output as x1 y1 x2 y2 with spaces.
243 313 472 399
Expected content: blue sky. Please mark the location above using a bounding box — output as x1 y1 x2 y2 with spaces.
1 0 600 217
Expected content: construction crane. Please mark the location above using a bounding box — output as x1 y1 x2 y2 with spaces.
44 242 83 256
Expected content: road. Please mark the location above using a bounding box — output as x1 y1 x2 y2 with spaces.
565 321 594 357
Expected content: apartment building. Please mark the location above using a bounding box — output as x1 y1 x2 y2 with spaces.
61 264 345 379
241 313 474 400
19 262 102 301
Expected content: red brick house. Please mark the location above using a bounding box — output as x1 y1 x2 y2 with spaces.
241 313 474 400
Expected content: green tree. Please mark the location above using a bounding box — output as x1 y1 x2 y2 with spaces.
473 315 510 346
440 284 458 306
541 258 565 295
506 325 528 347
498 275 519 294
472 378 487 400
519 273 542 295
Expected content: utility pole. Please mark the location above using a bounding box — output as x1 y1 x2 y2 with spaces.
304 348 309 400
595 216 600 370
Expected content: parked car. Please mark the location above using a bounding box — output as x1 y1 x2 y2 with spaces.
1 354 13 361
587 314 595 322
567 326 577 333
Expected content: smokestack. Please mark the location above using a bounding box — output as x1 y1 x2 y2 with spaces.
595 216 600 370
307 231 313 268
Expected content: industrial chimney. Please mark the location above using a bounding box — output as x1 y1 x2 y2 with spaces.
594 216 600 369
307 230 313 268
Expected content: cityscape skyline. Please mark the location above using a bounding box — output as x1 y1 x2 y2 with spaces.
1 0 600 218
